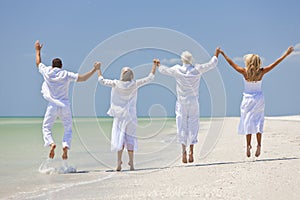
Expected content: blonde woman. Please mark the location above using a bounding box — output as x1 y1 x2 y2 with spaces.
219 46 293 157
98 60 158 171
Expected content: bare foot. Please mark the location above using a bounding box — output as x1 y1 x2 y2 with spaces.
255 145 261 157
188 153 194 163
116 161 122 171
62 147 68 160
182 151 187 163
49 143 56 159
128 161 134 171
246 145 252 157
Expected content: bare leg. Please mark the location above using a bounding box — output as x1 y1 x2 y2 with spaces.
246 134 252 157
116 149 123 171
128 150 134 171
62 147 68 160
49 143 56 159
188 145 194 163
181 144 187 163
255 133 262 157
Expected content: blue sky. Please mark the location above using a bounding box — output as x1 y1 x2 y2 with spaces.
0 0 300 117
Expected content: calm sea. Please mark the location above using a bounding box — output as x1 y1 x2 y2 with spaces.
0 117 211 199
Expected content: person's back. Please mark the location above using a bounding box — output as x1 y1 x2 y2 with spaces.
108 80 139 119
40 64 77 106
157 49 220 164
97 61 158 171
35 40 100 160
171 63 202 104
243 79 262 94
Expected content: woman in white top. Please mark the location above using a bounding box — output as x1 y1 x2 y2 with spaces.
98 60 159 171
219 46 294 157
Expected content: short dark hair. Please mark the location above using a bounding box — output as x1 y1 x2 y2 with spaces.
52 58 62 68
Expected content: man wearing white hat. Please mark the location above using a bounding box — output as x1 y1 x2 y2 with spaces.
158 48 220 163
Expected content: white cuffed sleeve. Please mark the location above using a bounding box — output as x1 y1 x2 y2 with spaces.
38 63 49 75
98 76 116 87
195 56 218 73
136 73 155 88
158 65 177 76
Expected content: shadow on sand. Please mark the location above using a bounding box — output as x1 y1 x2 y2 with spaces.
101 156 298 173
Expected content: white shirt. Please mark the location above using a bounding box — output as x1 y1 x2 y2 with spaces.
158 56 218 104
98 73 154 119
39 63 78 107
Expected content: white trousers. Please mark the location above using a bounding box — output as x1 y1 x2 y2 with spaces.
42 102 73 149
175 101 199 146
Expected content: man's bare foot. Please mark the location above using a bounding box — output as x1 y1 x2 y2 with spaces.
116 161 122 171
255 145 261 157
246 145 252 157
188 153 194 163
128 161 134 171
182 151 187 163
49 143 56 159
62 147 68 160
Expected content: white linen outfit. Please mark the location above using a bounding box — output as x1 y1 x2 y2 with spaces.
158 56 218 146
98 73 155 152
39 63 78 148
238 79 264 135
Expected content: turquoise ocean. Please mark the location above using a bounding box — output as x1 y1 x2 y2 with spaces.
0 117 211 199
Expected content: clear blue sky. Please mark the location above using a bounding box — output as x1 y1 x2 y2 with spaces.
1 0 300 117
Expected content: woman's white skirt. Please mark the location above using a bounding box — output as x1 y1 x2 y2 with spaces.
238 92 265 135
111 117 138 152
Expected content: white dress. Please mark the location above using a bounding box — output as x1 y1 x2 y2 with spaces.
98 73 154 151
238 79 265 135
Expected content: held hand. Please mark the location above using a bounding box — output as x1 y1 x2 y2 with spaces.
218 48 225 56
216 47 221 53
214 47 222 57
35 40 43 51
153 59 160 66
285 46 294 56
94 62 101 70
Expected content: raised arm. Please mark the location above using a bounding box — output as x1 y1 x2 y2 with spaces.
151 59 159 74
220 49 246 75
262 46 294 75
136 59 158 87
97 64 116 87
194 48 221 73
157 59 177 76
77 62 100 82
35 40 43 67
214 47 221 58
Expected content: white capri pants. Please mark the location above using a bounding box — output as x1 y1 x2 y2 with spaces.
42 102 73 149
175 100 199 146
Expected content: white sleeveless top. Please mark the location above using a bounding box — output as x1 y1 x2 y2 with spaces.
243 79 262 94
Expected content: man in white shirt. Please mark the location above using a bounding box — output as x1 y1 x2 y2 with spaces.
158 48 220 163
35 40 100 160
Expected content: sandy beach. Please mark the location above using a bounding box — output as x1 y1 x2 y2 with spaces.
1 116 299 200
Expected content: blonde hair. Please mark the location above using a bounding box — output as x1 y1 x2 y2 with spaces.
243 54 263 82
120 67 134 81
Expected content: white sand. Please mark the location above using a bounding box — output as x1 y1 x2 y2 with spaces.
87 117 300 200
3 117 300 200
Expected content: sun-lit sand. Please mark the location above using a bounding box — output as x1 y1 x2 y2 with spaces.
1 116 299 199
